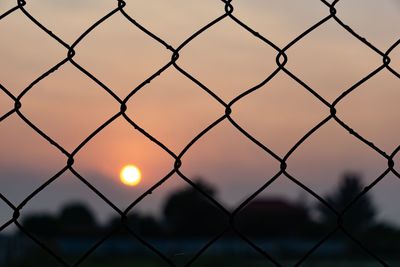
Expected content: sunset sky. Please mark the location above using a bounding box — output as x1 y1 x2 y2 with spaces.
1 0 400 229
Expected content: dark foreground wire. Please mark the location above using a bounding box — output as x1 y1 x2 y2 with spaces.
1 0 400 266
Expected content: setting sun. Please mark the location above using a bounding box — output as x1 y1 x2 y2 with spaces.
120 165 142 186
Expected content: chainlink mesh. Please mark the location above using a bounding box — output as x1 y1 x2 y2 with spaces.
1 0 399 266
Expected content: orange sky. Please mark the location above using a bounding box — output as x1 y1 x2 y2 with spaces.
1 0 400 226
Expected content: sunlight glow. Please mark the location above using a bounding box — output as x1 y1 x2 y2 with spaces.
120 165 142 186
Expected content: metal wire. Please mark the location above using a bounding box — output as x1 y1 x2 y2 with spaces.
1 0 399 266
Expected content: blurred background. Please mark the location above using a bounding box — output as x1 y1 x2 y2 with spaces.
1 0 400 266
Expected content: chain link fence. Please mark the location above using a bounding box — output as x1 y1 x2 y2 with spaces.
1 0 400 266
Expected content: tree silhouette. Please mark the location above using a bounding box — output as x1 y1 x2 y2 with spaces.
163 179 227 237
317 173 376 233
58 202 99 236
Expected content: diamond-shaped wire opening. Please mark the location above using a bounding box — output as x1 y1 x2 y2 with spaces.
74 13 172 98
336 71 400 153
23 0 116 43
0 11 65 95
233 0 328 47
15 170 121 266
286 19 382 102
125 67 224 153
335 0 400 49
286 120 387 197
92 174 227 266
177 18 277 101
180 120 280 207
137 177 229 266
100 174 230 266
232 71 328 156
73 117 175 209
123 0 224 46
0 115 65 204
19 64 119 152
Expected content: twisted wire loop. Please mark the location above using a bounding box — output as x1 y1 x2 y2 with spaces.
0 0 399 266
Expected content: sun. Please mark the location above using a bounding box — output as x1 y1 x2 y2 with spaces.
120 165 142 186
